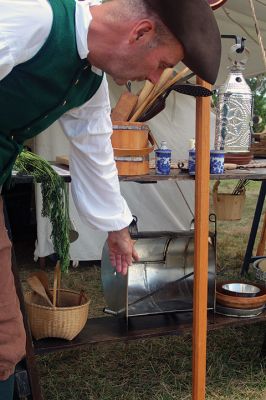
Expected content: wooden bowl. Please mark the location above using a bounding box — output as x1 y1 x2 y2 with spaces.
216 291 266 309
216 281 266 309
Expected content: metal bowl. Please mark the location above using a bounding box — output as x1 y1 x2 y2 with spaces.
252 259 266 282
221 283 261 298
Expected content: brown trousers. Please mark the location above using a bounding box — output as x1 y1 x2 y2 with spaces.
0 196 26 380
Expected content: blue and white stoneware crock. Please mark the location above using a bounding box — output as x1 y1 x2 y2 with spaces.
210 150 224 174
155 146 171 175
188 149 196 175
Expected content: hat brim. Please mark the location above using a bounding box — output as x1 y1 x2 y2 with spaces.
144 0 221 84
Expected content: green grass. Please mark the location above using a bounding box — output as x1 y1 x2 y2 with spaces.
36 324 266 400
210 180 266 279
17 180 266 400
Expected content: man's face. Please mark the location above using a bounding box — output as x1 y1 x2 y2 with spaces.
108 39 184 85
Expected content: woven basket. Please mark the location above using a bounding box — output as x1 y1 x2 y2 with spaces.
24 289 90 340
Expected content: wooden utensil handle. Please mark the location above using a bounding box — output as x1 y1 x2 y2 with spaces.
130 67 189 122
53 261 61 307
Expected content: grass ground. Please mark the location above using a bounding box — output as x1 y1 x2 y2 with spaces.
15 180 266 400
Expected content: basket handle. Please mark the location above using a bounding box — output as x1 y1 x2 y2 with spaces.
213 180 220 195
113 129 157 157
148 130 159 149
53 261 61 307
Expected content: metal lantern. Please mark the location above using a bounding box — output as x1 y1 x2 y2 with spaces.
215 49 254 155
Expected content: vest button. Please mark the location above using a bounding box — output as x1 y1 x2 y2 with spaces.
74 79 79 85
83 65 89 70
27 127 31 131
62 100 67 106
43 115 48 119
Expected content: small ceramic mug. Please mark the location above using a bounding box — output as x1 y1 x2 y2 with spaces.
188 149 196 175
210 150 224 174
155 149 172 175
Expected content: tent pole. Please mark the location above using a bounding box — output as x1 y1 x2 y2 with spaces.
192 77 211 400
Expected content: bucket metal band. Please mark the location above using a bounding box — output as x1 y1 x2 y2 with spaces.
115 156 148 162
112 124 149 131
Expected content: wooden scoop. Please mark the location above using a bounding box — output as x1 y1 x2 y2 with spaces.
29 271 53 302
111 91 138 122
130 68 174 122
135 67 190 121
27 275 53 307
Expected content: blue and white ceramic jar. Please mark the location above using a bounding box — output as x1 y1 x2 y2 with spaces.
210 150 225 174
155 141 171 175
188 149 196 175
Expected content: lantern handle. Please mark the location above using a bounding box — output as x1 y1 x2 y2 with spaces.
221 35 246 53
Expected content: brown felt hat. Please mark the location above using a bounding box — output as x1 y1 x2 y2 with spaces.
144 0 221 84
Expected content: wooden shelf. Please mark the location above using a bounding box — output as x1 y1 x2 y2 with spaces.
12 163 266 185
34 310 266 355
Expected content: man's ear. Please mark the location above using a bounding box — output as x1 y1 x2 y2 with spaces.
129 20 155 44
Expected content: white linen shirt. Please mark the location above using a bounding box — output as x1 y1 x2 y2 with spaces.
0 0 133 231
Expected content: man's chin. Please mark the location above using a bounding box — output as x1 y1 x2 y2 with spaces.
113 78 128 86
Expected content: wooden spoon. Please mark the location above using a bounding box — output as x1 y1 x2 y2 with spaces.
27 275 53 307
130 68 174 122
137 67 190 120
53 262 61 307
135 81 155 110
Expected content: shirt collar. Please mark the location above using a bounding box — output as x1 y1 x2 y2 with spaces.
75 0 102 67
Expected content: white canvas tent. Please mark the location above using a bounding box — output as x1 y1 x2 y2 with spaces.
34 0 266 263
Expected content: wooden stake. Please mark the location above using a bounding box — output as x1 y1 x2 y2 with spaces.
192 77 211 400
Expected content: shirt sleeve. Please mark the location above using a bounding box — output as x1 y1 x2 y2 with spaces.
59 75 133 232
0 0 52 80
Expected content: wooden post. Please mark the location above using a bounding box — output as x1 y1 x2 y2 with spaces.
256 211 266 256
192 77 212 400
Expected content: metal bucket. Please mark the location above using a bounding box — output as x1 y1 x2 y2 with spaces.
101 230 216 318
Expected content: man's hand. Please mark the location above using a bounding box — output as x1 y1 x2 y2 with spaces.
107 227 139 275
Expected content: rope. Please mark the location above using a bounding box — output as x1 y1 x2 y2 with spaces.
249 0 266 71
222 7 259 47
255 0 266 6
175 182 194 218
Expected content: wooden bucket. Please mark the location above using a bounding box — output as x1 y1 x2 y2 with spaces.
111 121 156 176
212 180 246 221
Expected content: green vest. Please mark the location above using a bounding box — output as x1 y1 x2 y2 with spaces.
0 0 103 186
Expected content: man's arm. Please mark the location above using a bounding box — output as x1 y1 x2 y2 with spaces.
59 76 139 274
